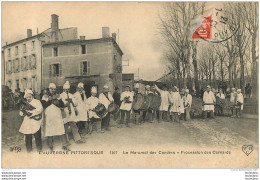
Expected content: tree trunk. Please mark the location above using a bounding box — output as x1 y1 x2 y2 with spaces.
251 33 258 98
228 63 233 89
239 54 245 94
213 64 217 89
221 59 224 85
234 62 237 88
192 44 200 96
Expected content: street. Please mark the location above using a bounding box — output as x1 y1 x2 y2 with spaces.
2 110 258 153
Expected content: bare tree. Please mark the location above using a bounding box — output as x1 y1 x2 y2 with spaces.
241 2 258 97
159 2 205 91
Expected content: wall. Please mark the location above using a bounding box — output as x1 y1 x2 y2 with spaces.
42 39 122 94
41 27 78 43
3 37 42 93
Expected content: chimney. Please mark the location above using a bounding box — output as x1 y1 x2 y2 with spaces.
102 27 110 38
112 33 116 42
27 29 32 38
51 14 59 31
80 36 85 40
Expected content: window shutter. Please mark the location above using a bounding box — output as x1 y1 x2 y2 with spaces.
21 58 23 71
11 60 14 73
33 55 36 69
29 55 32 70
87 61 90 75
25 57 28 70
79 61 83 75
17 58 20 72
6 62 8 74
49 64 52 77
59 64 62 76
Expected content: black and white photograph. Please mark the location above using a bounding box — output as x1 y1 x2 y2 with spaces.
1 2 258 169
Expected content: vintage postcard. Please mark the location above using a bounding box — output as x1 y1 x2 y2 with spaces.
1 2 258 168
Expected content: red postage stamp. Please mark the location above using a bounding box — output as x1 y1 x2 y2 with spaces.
192 15 212 40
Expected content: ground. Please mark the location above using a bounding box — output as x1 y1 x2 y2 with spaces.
2 109 258 153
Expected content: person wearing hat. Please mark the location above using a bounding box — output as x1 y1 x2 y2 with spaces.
74 82 89 135
235 89 244 118
169 86 182 122
202 85 216 119
230 88 237 117
184 89 192 121
142 85 154 123
86 86 104 133
19 89 43 153
99 85 114 131
41 83 70 151
118 85 134 128
155 84 170 122
60 81 85 144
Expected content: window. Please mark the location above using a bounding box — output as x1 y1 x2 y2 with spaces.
6 60 12 74
16 80 20 90
81 45 86 54
8 49 11 57
23 44 27 53
53 47 58 56
14 58 20 73
49 63 62 77
31 41 35 50
31 76 37 92
22 78 28 90
80 61 90 75
21 56 28 71
15 46 19 55
29 54 36 70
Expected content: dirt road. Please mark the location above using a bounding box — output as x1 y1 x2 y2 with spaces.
2 110 258 153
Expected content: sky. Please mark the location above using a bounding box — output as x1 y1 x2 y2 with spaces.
2 2 166 81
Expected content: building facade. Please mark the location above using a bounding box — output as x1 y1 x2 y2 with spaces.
42 35 123 95
2 31 42 93
2 14 124 95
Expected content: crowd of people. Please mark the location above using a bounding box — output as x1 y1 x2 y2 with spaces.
18 81 245 153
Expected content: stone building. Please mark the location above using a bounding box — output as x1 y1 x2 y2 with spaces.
42 31 123 96
2 14 77 93
2 14 124 96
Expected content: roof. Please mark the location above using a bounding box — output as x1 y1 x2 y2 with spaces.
2 27 77 49
2 34 43 49
42 37 123 56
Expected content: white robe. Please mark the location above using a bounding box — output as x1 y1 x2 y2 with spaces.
184 94 192 108
169 91 181 113
60 92 78 124
120 91 134 111
230 92 237 104
74 91 89 122
155 85 170 111
42 96 65 137
87 96 100 119
203 91 216 111
99 92 114 109
237 93 244 110
179 96 185 114
19 99 43 134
